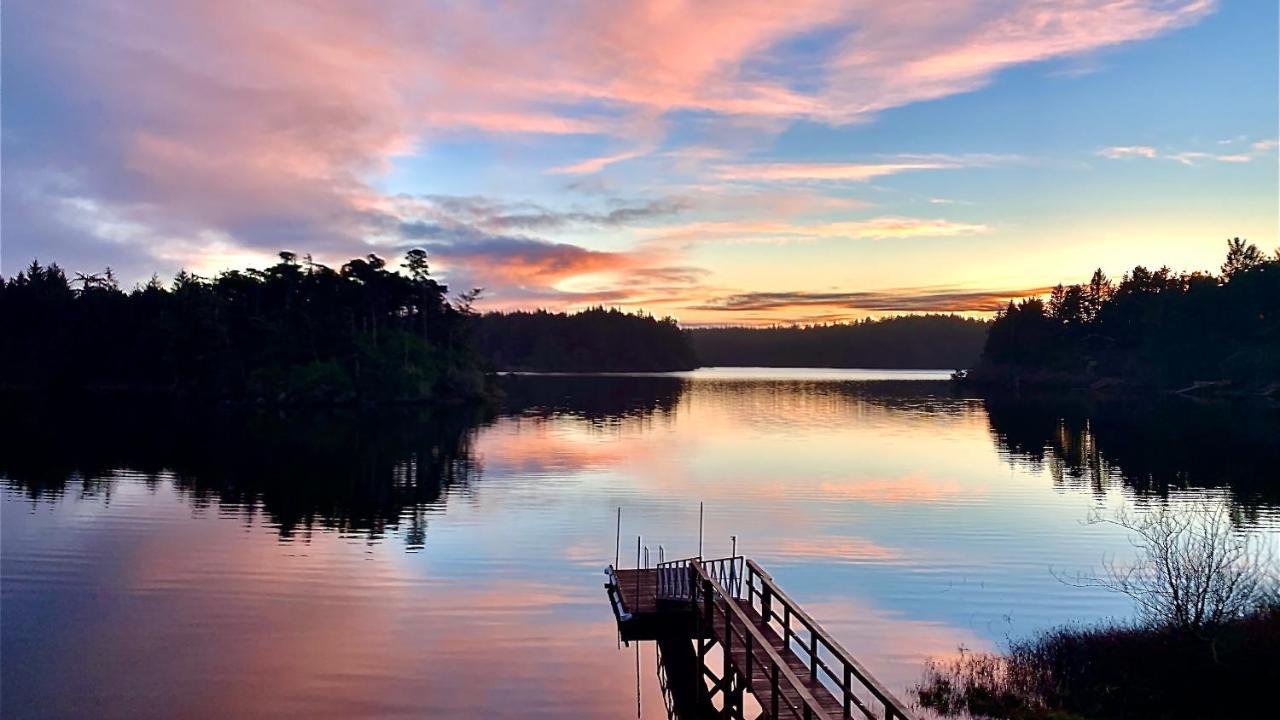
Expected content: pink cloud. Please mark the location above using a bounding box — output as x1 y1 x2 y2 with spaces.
715 161 954 182
436 238 642 287
821 1 1216 120
422 233 710 311
547 148 651 175
422 111 607 135
5 0 1218 303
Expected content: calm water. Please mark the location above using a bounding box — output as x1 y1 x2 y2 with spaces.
4 370 1279 719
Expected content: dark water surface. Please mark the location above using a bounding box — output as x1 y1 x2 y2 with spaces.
4 370 1279 719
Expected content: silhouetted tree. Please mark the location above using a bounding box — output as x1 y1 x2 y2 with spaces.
0 250 485 403
1222 236 1267 279
980 239 1280 389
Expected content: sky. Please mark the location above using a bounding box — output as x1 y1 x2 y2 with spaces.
2 0 1277 325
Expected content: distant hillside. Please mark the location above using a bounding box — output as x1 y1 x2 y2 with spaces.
688 315 990 369
474 308 698 372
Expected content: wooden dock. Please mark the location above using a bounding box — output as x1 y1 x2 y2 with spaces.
605 557 915 720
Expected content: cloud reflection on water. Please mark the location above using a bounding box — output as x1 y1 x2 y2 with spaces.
3 372 1279 718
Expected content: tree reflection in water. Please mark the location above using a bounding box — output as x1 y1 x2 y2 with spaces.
1 402 487 548
985 393 1280 513
4 379 1276 550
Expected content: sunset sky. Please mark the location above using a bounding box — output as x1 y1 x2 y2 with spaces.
3 0 1277 324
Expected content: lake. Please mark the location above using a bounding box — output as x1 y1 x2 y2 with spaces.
4 370 1279 719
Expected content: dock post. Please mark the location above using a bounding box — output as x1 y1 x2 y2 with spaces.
698 501 704 559
722 616 731 719
730 536 737 596
636 536 641 602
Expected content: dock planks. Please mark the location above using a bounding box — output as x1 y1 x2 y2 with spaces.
713 599 850 718
613 568 660 614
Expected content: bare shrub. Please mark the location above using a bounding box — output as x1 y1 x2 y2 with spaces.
915 611 1280 719
917 502 1280 718
1067 501 1277 631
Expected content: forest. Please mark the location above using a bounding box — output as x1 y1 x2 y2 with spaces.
473 307 698 372
9 239 1274 392
688 315 990 369
0 251 486 404
977 238 1280 391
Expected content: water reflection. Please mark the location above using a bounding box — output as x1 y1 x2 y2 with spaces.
500 374 684 422
985 393 1280 509
7 380 1275 541
3 374 1279 719
1 403 486 546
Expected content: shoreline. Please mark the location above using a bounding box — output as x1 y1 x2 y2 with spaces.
961 364 1280 402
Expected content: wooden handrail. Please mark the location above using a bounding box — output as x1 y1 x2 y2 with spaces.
691 559 836 720
745 559 916 720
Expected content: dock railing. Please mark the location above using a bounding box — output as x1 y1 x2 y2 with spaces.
657 555 743 601
650 555 915 720
656 557 698 601
691 558 836 720
742 559 915 720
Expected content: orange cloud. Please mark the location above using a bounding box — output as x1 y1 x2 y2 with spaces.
689 285 1052 314
419 232 713 310
441 239 638 287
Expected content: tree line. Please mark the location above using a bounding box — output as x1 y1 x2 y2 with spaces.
688 315 990 369
0 251 485 403
11 238 1270 390
978 238 1280 390
473 307 698 372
